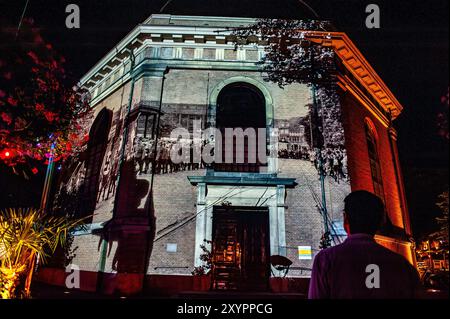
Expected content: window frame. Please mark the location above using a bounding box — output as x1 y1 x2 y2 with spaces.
364 119 386 203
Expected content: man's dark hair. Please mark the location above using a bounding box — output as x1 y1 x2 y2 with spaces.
344 190 385 235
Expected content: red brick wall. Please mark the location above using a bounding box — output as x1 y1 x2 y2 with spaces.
340 90 406 232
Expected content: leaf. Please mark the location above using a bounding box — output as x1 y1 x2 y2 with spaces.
0 208 86 298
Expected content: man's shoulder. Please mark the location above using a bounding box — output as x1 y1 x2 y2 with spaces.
319 237 410 262
372 242 415 268
350 238 416 271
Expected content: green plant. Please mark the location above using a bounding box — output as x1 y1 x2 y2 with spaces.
0 208 85 298
192 240 212 276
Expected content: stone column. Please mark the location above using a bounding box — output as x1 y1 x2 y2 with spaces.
269 185 287 277
388 127 411 236
194 183 208 267
276 185 287 256
269 206 279 257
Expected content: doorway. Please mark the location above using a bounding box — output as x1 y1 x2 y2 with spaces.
211 206 270 291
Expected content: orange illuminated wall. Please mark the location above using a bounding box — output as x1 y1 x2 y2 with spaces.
339 88 415 265
298 30 414 263
340 91 406 230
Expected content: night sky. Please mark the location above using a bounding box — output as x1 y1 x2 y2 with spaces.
0 0 448 238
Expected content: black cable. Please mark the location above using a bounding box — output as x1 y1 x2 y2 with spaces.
159 0 173 13
16 0 30 39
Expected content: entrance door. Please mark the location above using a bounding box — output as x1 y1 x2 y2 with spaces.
211 207 270 291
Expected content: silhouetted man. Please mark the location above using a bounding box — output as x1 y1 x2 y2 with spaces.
308 190 421 299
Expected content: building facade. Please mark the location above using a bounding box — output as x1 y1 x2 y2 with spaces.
38 14 415 295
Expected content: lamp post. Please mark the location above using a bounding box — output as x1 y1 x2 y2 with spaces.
40 142 56 211
31 141 56 272
310 48 331 249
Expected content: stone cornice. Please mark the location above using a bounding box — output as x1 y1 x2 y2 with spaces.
338 73 390 127
79 22 249 87
306 31 403 119
80 15 404 120
188 176 298 188
143 14 256 26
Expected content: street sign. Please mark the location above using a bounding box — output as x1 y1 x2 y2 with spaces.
298 246 312 260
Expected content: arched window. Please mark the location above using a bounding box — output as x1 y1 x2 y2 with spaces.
82 108 112 217
365 119 385 202
215 82 266 172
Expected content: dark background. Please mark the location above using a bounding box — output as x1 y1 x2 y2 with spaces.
0 0 448 239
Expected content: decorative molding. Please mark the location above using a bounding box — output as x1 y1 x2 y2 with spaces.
187 176 297 188
375 234 414 248
80 15 404 121
306 31 403 119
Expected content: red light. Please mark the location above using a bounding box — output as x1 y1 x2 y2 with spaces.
1 149 14 160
